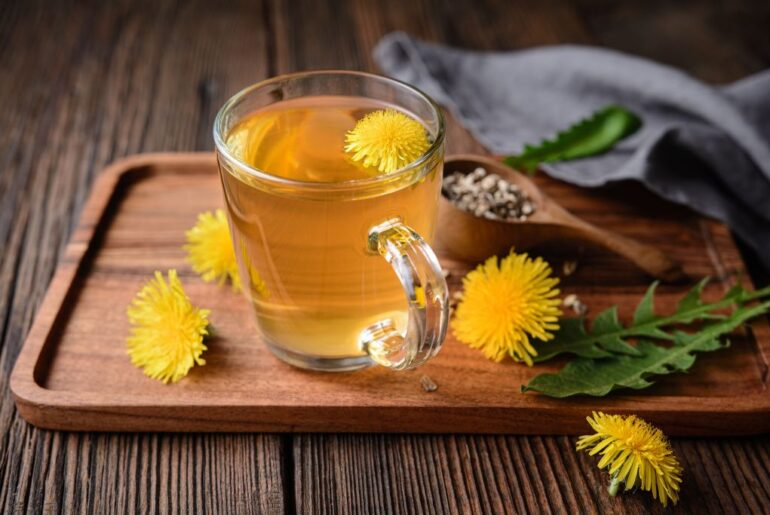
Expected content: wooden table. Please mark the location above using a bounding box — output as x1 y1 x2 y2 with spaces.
2 1 769 513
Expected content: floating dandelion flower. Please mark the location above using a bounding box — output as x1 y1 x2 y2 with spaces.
126 270 210 383
239 242 269 299
452 250 561 365
577 411 683 507
184 209 241 291
345 109 430 173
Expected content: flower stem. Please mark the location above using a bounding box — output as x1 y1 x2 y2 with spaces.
608 477 621 497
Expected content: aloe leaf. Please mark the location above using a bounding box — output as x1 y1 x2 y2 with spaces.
504 105 642 174
522 300 770 398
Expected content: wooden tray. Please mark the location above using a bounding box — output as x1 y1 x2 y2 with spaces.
11 153 770 435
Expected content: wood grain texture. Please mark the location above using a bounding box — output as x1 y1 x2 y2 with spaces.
293 433 770 514
2 0 770 513
11 153 770 436
0 1 285 513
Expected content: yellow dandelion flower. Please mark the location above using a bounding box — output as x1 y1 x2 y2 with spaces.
239 242 270 299
345 109 430 173
126 270 210 384
414 285 427 308
452 250 561 365
577 411 683 507
184 209 241 291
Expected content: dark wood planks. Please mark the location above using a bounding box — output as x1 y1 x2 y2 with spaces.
0 1 285 513
293 434 770 514
1 0 770 513
7 432 285 514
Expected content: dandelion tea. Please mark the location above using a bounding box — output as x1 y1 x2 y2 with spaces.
220 96 441 362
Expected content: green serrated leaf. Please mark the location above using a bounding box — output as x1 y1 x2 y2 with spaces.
533 281 770 363
522 300 770 398
591 306 642 356
674 278 725 323
503 105 642 174
676 277 709 313
539 319 616 360
632 282 660 325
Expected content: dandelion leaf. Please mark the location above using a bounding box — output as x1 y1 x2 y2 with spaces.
632 281 660 325
523 300 770 397
588 307 643 356
533 280 763 363
503 105 642 174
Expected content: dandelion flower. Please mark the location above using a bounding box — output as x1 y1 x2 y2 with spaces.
577 411 683 507
239 242 270 299
452 250 561 365
184 209 241 291
414 285 427 308
126 270 210 383
345 109 430 173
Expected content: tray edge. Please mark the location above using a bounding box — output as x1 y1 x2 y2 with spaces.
9 152 770 435
10 152 218 427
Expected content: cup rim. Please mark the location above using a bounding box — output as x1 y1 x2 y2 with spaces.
213 70 445 190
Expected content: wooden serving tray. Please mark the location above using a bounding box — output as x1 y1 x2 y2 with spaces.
11 153 770 435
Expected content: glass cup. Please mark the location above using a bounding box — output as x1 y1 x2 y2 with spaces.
213 71 448 372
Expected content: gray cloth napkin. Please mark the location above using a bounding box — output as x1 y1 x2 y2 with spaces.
374 32 770 269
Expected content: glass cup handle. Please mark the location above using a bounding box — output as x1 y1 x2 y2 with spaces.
360 218 449 370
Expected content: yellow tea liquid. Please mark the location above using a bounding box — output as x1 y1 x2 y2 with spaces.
220 96 442 361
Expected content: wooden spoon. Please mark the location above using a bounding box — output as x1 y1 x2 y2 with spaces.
436 155 685 282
